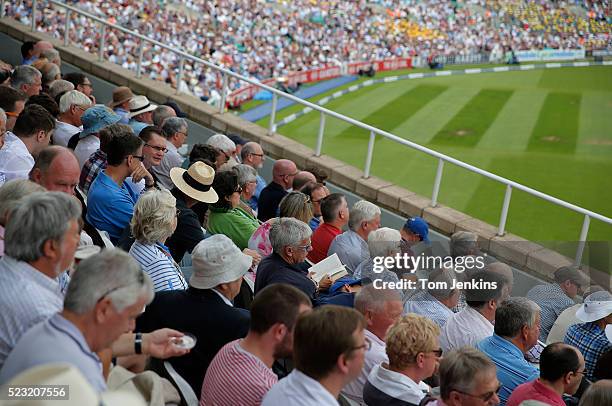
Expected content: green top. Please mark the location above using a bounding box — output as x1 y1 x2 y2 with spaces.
207 206 260 250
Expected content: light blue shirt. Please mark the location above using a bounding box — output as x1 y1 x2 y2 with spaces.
0 314 106 392
404 290 454 328
327 230 369 273
249 174 266 211
86 170 140 242
262 369 338 406
0 256 63 369
128 118 149 135
477 334 539 405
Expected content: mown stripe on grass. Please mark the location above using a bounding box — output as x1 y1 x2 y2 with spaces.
477 89 547 151
526 92 581 154
429 89 514 147
392 86 482 144
334 84 448 141
576 91 612 158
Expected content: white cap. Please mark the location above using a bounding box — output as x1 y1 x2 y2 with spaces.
576 291 612 322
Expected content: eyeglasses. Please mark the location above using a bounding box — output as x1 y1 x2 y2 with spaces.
426 348 443 357
454 383 502 402
350 337 372 352
294 243 312 252
250 153 264 158
80 82 93 88
176 131 188 138
145 143 168 153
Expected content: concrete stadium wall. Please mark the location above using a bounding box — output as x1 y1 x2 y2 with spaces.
1 18 608 290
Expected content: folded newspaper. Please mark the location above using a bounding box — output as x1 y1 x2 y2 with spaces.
308 253 348 283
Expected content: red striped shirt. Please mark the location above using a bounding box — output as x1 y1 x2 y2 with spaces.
200 339 278 406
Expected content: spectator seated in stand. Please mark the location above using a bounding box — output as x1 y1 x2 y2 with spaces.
354 227 403 285
308 193 349 264
0 104 54 186
421 347 501 406
257 159 297 222
363 314 439 406
342 285 403 404
207 170 259 250
70 105 121 169
527 266 587 341
86 132 154 243
232 164 259 217
201 284 312 405
152 117 189 189
136 234 252 396
262 306 366 406
54 90 91 147
301 181 330 231
563 291 612 382
477 297 541 405
127 95 156 135
507 343 585 406
248 191 314 258
129 189 187 292
328 200 381 273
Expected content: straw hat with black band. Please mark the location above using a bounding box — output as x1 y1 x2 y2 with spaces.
128 95 157 119
170 161 218 203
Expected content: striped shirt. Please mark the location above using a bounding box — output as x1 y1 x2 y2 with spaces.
404 290 454 328
526 283 575 341
201 339 277 406
0 256 63 368
129 241 187 292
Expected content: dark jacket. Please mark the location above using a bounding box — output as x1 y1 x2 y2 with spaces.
257 182 287 222
254 253 316 300
165 189 206 263
136 287 250 396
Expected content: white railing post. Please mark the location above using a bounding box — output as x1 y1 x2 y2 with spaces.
497 185 513 236
98 24 105 62
30 0 37 31
219 73 227 114
136 39 145 78
315 112 325 156
574 215 590 267
431 159 444 207
175 56 184 94
268 93 278 134
1 0 7 18
363 131 376 179
63 10 71 46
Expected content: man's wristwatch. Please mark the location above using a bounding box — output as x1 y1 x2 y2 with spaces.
134 332 143 355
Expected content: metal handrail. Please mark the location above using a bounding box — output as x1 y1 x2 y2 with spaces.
24 0 612 266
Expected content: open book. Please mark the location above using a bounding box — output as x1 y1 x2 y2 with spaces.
308 253 348 283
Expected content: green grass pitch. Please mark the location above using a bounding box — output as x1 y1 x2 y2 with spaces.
256 66 612 244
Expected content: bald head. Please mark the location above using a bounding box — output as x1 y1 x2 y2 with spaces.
293 171 316 191
272 159 298 190
30 146 80 195
152 105 176 127
34 41 54 57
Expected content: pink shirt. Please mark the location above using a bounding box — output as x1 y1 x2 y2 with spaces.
507 379 565 406
201 339 278 406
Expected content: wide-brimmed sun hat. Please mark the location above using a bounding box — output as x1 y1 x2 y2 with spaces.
170 161 218 203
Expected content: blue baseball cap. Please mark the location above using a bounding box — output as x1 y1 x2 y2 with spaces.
330 276 364 294
403 217 429 243
80 104 121 137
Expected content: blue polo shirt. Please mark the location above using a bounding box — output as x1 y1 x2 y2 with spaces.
477 334 539 405
86 170 139 242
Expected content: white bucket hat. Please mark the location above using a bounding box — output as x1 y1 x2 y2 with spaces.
128 95 157 118
170 162 219 204
0 363 145 406
189 234 252 290
576 291 612 322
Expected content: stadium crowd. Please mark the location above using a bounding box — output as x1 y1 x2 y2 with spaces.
0 38 612 406
3 0 611 99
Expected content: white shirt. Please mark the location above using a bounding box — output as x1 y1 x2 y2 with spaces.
212 289 234 307
262 369 338 406
365 363 428 405
0 133 34 186
74 135 100 170
440 306 493 351
53 120 82 147
342 329 387 405
546 303 581 345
